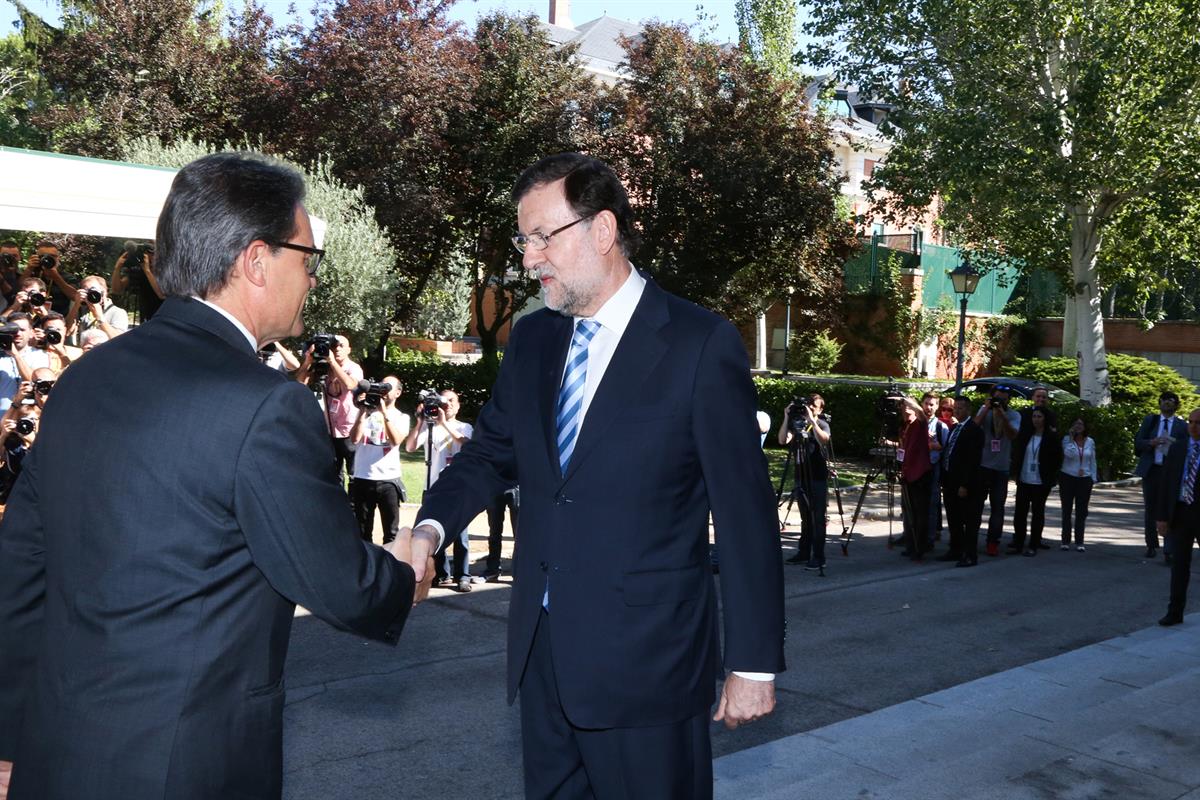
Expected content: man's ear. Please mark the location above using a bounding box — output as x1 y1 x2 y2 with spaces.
241 241 271 289
591 210 619 255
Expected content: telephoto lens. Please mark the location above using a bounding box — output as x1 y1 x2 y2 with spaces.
85 288 104 304
44 329 62 345
28 291 46 307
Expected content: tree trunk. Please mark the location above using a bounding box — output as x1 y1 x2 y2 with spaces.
1062 291 1078 358
1069 210 1112 406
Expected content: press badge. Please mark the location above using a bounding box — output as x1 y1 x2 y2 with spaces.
896 448 906 462
991 439 1002 453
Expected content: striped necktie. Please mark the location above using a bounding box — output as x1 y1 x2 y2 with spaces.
556 319 600 473
1183 441 1200 505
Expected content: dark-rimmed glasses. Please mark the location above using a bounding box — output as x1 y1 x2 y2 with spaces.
511 212 598 254
271 241 325 276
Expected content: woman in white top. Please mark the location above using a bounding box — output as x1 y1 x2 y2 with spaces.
1059 417 1099 551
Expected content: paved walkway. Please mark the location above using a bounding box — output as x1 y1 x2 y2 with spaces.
715 620 1200 799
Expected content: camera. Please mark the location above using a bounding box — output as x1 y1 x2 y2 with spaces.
355 380 394 409
85 288 104 305
122 241 154 276
27 291 46 307
0 253 15 270
0 322 21 351
418 388 447 418
37 254 56 270
876 381 905 441
307 332 336 361
44 328 62 346
15 417 35 436
788 395 815 435
33 379 53 397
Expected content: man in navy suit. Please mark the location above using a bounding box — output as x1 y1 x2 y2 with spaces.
1156 407 1200 626
1135 392 1188 561
0 152 426 799
405 154 786 799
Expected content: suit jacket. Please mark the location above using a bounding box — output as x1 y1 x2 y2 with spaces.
941 419 984 493
1011 426 1064 488
1157 434 1200 524
0 297 415 800
1135 414 1187 477
417 276 786 729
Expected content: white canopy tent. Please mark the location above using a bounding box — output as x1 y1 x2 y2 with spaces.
0 146 326 244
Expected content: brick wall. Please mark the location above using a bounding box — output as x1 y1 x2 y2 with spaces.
1038 318 1200 387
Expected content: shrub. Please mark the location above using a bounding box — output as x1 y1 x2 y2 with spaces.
1007 353 1198 412
786 329 844 374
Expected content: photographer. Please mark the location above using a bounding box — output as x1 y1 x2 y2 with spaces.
405 389 474 592
0 400 37 506
348 376 410 546
1 277 53 323
0 241 22 307
23 241 79 314
0 314 46 410
31 312 79 374
110 243 165 321
777 394 831 569
65 276 129 345
296 333 363 485
974 385 1021 557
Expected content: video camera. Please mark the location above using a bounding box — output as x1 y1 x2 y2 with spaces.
307 333 336 361
417 388 447 419
788 395 815 436
876 379 905 442
122 241 154 276
355 380 394 410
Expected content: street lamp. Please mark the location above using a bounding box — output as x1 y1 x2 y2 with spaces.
781 286 795 375
948 260 981 393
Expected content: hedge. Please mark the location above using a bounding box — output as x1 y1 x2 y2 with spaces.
1007 353 1199 412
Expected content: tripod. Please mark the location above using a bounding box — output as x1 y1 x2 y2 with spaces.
843 432 903 550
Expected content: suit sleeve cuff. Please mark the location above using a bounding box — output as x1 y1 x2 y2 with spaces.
732 671 775 681
415 519 446 551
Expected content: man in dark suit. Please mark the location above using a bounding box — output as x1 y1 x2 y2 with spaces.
1156 407 1200 626
404 154 786 799
940 396 986 566
1136 391 1187 561
0 152 427 800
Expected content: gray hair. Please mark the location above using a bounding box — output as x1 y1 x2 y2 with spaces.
155 152 306 299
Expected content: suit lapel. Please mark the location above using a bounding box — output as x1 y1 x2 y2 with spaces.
563 279 670 483
539 313 575 478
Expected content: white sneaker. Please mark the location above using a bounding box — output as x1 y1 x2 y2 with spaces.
1076 545 1086 552
1059 544 1070 551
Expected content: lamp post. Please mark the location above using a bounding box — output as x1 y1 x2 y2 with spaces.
948 260 981 393
781 287 795 375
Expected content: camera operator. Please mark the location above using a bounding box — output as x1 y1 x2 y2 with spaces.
65 275 129 345
110 243 165 321
296 333 363 485
23 240 79 314
1 277 53 323
974 385 1021 557
777 394 831 569
348 376 410 546
0 241 22 307
405 389 475 592
30 312 79 374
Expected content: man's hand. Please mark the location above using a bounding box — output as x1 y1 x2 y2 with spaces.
713 673 776 730
386 526 437 605
1 758 12 799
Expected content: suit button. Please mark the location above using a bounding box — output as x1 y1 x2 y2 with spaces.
539 561 548 572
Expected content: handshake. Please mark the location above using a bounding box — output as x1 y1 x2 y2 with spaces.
383 525 440 605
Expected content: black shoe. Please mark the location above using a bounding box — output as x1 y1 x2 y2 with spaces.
935 552 961 562
1147 546 1159 558
1005 546 1023 555
786 553 807 565
956 556 978 567
1159 612 1184 626
1037 542 1051 550
1023 548 1036 557
481 570 502 582
804 560 826 571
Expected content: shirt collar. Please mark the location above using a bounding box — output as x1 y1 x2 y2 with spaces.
193 296 258 352
575 266 646 337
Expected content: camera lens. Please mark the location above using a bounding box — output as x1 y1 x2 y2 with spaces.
15 418 34 435
44 329 62 345
28 291 45 307
85 288 104 304
38 254 55 269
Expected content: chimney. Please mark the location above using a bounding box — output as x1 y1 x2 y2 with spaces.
549 0 572 28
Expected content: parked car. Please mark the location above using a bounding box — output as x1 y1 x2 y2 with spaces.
952 376 1081 403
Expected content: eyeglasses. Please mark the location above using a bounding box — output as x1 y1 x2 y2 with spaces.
511 212 597 254
270 241 325 277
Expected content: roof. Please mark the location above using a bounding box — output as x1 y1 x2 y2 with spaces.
542 14 644 83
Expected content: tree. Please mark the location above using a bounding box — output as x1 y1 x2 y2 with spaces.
736 0 799 81
125 137 403 352
269 0 474 341
804 0 1200 405
442 12 593 363
585 24 855 327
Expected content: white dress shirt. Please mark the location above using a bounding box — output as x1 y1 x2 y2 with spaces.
1154 415 1176 465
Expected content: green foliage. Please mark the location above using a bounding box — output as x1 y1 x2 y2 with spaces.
735 0 799 81
1007 354 1199 412
383 349 499 423
124 137 403 351
404 253 473 341
754 376 899 458
786 329 843 374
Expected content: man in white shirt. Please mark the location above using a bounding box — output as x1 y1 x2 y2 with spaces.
405 389 474 592
349 376 410 547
